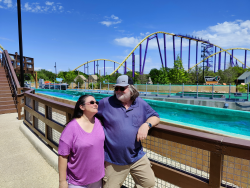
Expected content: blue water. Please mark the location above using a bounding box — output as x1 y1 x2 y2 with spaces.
36 89 250 139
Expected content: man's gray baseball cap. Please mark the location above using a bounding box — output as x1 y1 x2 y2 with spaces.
114 75 134 87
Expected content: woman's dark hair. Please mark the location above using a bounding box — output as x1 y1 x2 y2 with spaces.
65 95 94 125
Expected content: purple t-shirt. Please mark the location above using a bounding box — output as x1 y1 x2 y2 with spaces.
58 117 105 186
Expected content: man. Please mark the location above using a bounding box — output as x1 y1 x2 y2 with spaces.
97 75 160 188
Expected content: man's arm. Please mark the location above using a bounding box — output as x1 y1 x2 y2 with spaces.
136 116 160 142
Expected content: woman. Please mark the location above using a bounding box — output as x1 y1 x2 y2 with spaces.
58 95 105 188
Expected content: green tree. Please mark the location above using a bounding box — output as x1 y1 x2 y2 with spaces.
169 55 188 84
149 68 170 84
75 77 84 88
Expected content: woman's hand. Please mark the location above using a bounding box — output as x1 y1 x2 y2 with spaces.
59 180 68 188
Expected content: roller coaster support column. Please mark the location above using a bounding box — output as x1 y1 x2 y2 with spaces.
173 36 176 62
196 41 198 83
231 50 234 67
180 37 183 61
224 52 227 70
104 60 105 76
97 61 99 75
94 61 95 74
245 50 247 69
156 34 164 69
214 47 217 73
140 44 142 75
218 50 221 70
124 61 127 74
84 64 85 74
164 34 167 68
188 39 191 70
114 62 118 73
142 38 149 74
132 52 135 78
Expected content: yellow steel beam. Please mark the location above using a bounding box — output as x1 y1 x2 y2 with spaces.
109 31 175 75
73 59 133 73
109 31 248 75
188 48 250 71
0 44 5 51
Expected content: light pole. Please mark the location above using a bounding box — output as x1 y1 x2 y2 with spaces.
17 0 24 87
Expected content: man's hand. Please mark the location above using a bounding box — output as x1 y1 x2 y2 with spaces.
137 123 150 142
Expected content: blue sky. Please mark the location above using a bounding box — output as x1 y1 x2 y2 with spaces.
1 0 250 75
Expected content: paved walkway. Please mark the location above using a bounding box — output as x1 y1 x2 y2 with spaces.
0 113 59 188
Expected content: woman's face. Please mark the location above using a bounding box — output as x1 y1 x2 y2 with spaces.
81 96 98 114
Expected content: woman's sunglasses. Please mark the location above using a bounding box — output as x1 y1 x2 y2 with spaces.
85 101 99 105
115 86 126 91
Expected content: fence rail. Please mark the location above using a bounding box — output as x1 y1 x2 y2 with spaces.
20 88 250 188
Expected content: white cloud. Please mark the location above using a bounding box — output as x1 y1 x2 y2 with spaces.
100 15 122 27
21 2 64 13
2 0 12 8
100 21 113 27
111 15 119 20
193 20 250 48
45 1 54 6
24 2 32 11
34 67 42 71
114 37 141 47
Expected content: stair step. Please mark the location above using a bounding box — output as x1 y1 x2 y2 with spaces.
0 100 15 105
0 108 17 115
0 78 9 82
0 93 13 97
0 83 10 87
0 90 12 94
0 104 16 110
0 97 14 102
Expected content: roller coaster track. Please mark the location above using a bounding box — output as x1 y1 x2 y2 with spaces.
188 48 250 71
73 59 133 72
108 31 247 75
0 44 5 51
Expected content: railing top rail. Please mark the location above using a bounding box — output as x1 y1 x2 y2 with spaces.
156 123 250 149
4 50 20 88
154 123 250 160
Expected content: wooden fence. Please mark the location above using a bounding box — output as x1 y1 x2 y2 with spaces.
3 50 250 188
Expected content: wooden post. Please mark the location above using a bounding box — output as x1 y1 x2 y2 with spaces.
35 71 37 88
209 152 224 188
45 105 49 140
32 99 35 128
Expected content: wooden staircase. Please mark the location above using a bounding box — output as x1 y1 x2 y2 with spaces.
0 67 17 114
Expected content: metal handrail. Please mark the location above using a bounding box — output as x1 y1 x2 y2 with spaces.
2 50 20 97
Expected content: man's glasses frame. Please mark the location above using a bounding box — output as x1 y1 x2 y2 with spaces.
114 86 127 91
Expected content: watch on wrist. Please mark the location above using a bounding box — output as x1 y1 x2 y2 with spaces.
146 122 152 128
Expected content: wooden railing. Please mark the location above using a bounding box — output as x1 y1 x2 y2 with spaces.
21 90 250 188
8 52 34 73
3 49 250 187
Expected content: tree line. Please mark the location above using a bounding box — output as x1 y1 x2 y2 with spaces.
24 56 249 86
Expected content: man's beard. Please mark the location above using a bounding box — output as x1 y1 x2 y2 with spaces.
116 92 131 102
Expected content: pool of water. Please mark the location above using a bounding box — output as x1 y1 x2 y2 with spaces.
35 89 250 140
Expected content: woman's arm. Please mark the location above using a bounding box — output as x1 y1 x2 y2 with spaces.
58 155 69 188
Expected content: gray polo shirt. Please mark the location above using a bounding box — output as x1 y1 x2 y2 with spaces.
96 95 159 165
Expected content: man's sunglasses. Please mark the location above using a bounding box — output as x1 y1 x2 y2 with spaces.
85 101 99 105
115 86 126 91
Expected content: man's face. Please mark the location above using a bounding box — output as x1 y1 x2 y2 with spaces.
115 86 131 102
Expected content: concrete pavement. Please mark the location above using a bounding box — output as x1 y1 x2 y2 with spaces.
0 113 59 188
